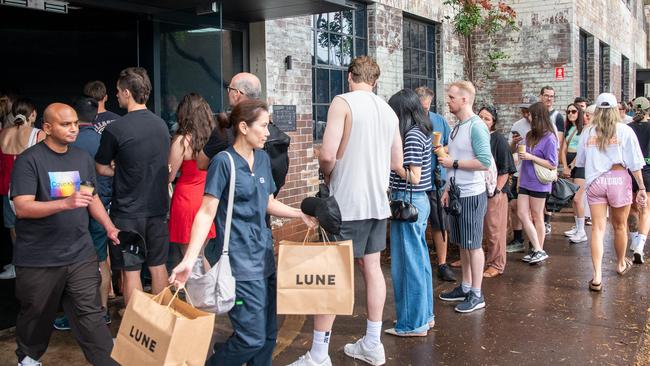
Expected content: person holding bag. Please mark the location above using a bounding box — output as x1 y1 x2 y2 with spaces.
169 99 317 366
516 102 559 265
383 89 434 337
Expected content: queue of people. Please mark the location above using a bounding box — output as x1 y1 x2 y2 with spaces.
0 56 648 366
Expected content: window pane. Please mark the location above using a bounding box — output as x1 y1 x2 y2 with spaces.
427 25 435 52
330 69 343 98
317 68 329 103
341 10 353 34
316 14 327 29
316 31 328 64
343 73 349 93
355 9 366 37
411 26 418 50
314 105 329 141
404 78 411 90
403 21 410 48
330 34 342 66
355 37 367 57
419 24 426 49
419 51 427 76
427 79 435 92
328 12 341 32
342 36 353 65
427 52 435 78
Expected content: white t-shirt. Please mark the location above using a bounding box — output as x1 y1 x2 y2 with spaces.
575 124 645 187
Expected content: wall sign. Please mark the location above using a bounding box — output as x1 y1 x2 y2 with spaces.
555 67 565 80
272 105 297 132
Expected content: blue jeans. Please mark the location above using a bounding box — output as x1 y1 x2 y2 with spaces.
390 190 433 333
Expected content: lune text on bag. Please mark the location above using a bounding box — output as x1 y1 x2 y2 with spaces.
296 274 336 285
129 325 157 353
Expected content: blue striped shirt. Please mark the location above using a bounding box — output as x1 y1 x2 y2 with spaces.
390 127 432 192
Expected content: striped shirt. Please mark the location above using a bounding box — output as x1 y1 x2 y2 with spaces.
390 127 432 192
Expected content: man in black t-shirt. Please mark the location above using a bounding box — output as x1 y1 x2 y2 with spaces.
11 103 118 366
196 72 261 170
95 67 170 306
83 80 120 134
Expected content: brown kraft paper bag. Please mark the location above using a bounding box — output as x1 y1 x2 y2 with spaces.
111 287 215 366
277 235 354 315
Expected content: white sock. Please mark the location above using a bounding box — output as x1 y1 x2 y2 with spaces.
576 217 585 233
631 231 639 241
363 319 382 349
310 330 330 363
637 234 647 253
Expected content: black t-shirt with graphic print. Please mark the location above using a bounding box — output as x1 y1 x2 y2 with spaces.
10 142 97 267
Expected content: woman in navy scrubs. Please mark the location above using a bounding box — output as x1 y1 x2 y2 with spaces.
170 99 318 365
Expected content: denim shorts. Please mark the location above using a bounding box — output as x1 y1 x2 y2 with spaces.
2 195 15 229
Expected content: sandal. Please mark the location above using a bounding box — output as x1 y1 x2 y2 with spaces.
449 260 462 268
589 280 602 292
483 267 501 278
617 257 633 276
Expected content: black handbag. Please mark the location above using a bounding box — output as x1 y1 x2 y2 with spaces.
445 175 462 217
546 178 579 212
389 170 419 222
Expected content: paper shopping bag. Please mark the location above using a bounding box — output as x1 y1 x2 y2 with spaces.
277 237 354 315
111 287 215 366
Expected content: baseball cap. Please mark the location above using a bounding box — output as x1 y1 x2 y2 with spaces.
633 96 650 111
517 95 538 109
301 196 342 235
117 230 146 267
595 93 617 109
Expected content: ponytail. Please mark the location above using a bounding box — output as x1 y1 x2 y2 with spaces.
11 98 36 127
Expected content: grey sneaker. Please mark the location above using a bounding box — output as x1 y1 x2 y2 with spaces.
439 285 468 302
544 222 552 235
506 239 525 253
286 351 332 366
343 338 385 365
521 249 535 262
454 292 486 313
528 250 549 264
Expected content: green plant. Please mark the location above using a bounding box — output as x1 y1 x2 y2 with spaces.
444 0 518 83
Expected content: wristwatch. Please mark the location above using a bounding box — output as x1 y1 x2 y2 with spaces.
453 160 459 169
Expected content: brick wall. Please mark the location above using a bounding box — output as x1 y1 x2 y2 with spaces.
264 16 320 242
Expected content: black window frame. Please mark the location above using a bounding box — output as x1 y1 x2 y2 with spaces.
402 16 437 110
579 31 588 99
599 42 608 93
311 2 367 142
622 55 630 103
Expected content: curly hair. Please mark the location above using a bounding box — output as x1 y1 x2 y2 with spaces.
174 93 216 159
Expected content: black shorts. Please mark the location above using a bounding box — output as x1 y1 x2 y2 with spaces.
566 152 585 179
508 176 519 200
427 190 448 231
109 215 169 271
631 168 650 193
518 187 549 199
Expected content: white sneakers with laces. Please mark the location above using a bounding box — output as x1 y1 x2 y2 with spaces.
286 351 332 366
18 356 41 366
343 338 386 365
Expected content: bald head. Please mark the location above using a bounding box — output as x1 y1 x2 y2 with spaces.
43 103 77 125
230 72 261 100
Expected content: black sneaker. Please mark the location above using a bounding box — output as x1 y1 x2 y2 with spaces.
454 291 486 313
437 264 457 282
439 285 468 302
528 250 549 264
506 239 525 253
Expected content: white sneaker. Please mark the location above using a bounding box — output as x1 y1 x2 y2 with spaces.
569 231 588 243
343 338 385 366
564 226 577 237
286 352 332 366
634 242 645 264
630 233 639 252
0 264 16 280
18 356 42 366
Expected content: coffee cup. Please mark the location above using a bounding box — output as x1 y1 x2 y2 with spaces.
434 146 448 158
517 144 526 154
79 180 95 195
432 132 442 146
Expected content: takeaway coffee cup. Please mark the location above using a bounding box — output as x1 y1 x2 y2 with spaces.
434 146 448 158
432 131 442 146
79 180 95 195
518 144 526 154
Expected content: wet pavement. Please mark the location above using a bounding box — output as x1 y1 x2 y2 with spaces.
1 211 649 365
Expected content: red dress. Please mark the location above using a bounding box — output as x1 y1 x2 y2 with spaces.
168 160 216 244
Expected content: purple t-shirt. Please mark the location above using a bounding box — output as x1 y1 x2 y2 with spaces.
519 132 558 192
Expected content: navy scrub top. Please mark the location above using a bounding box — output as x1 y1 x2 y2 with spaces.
205 147 277 281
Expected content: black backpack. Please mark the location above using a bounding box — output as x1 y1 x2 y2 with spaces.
264 122 290 197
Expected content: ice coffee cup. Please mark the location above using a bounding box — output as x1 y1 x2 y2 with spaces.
79 180 95 195
434 146 448 158
517 144 526 154
432 131 442 146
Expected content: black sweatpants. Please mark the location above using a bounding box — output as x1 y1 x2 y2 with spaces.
15 259 117 366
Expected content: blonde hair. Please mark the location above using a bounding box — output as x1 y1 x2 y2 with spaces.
449 81 476 104
592 108 619 151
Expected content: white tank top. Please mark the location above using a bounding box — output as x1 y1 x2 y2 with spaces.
329 91 398 221
447 115 487 197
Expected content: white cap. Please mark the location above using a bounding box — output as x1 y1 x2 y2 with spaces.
595 93 617 109
585 104 596 114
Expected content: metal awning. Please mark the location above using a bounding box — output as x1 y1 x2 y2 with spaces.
67 0 352 20
637 69 650 82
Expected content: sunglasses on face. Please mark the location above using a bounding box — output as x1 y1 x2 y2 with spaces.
567 109 578 114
